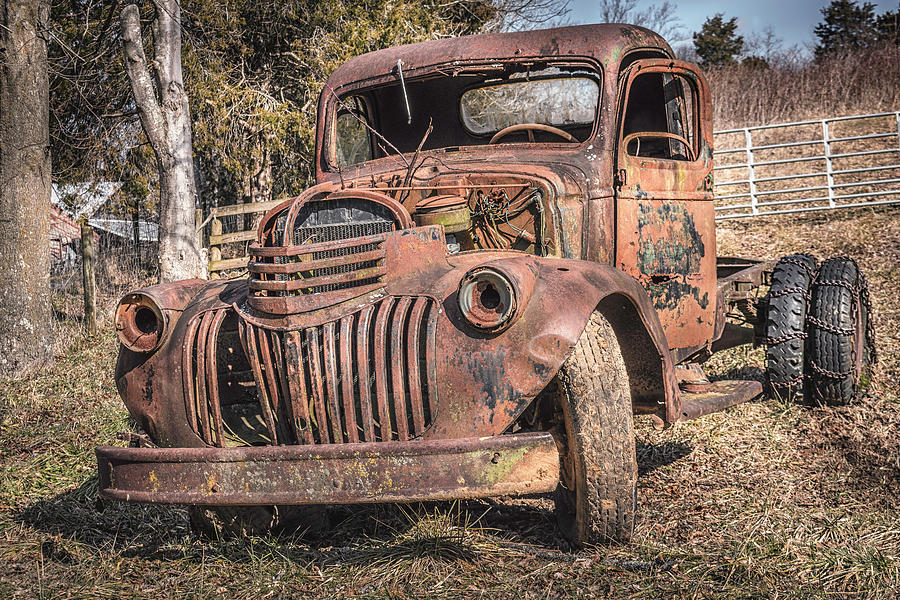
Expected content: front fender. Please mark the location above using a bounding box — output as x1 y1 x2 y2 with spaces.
115 278 245 448
427 253 679 437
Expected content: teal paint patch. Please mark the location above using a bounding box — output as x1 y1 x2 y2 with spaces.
636 202 705 275
635 202 707 313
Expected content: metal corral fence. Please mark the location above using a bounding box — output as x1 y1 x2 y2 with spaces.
713 111 900 219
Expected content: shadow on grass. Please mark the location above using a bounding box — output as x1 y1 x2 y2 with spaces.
19 476 194 560
637 440 693 476
18 476 569 567
708 365 766 384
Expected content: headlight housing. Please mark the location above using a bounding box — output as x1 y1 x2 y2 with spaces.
115 293 166 353
457 266 518 331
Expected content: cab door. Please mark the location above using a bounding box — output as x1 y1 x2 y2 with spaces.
614 60 716 351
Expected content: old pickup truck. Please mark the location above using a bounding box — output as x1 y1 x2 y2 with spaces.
97 24 875 545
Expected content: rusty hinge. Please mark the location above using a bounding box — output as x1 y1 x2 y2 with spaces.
615 169 627 189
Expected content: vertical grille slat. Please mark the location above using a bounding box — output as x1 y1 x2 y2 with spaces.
390 297 413 441
283 330 315 444
305 328 330 444
256 326 290 444
355 306 376 441
205 310 228 446
322 322 344 443
339 315 359 443
188 297 437 447
244 323 279 443
182 317 201 436
406 298 428 434
194 312 215 444
372 297 396 441
424 302 439 423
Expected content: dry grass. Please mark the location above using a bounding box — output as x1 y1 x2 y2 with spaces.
1 207 898 598
707 44 900 130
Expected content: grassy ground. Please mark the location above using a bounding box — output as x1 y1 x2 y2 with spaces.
1 207 898 599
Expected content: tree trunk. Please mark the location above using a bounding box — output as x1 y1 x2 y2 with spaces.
120 1 206 282
0 0 53 377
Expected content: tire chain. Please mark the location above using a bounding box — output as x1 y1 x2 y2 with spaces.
803 255 877 383
764 330 807 346
807 359 851 380
805 314 855 336
763 254 876 386
777 254 817 277
763 253 816 347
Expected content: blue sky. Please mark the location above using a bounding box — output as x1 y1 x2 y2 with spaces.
569 0 899 51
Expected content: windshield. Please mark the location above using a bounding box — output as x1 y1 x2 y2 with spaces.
460 77 599 135
330 63 602 169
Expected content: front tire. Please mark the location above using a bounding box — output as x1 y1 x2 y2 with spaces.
554 312 637 546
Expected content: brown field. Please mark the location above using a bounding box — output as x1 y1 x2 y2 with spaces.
1 206 898 599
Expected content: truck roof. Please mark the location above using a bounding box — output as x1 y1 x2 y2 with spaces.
323 23 673 92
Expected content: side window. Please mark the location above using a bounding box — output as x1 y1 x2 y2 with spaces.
622 73 697 161
335 96 373 167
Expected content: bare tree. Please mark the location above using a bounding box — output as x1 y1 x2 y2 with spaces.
0 0 54 377
487 0 573 31
120 1 205 282
597 0 686 43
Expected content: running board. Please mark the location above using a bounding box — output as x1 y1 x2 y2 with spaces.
678 380 763 421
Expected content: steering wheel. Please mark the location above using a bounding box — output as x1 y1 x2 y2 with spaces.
489 123 577 144
623 131 695 161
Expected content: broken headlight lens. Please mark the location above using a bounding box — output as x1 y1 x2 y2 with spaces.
457 266 518 331
115 293 166 353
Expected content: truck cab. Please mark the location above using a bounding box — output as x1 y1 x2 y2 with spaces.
315 24 716 353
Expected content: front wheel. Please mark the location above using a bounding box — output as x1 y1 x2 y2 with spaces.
553 312 637 546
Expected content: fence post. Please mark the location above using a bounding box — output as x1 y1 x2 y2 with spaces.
210 211 222 264
895 111 900 151
80 222 97 335
744 128 758 215
822 119 836 209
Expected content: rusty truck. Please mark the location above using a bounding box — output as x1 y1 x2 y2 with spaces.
97 24 876 545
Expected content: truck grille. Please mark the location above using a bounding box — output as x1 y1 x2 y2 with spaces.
249 198 396 300
184 297 439 447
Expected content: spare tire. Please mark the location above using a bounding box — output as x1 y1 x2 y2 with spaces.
765 254 818 401
806 256 876 405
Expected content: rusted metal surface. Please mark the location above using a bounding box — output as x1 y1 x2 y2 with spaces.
678 380 763 421
614 60 717 351
96 432 560 505
114 217 679 454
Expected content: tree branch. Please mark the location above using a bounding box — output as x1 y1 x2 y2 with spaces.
120 3 166 152
151 0 183 107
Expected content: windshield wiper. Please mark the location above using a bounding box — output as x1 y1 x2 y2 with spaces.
396 59 412 125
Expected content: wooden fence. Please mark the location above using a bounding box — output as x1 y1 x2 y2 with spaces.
200 199 284 274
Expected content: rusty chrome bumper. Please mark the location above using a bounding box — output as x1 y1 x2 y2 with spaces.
96 432 560 505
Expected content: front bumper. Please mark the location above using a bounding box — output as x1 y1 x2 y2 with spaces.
96 432 560 505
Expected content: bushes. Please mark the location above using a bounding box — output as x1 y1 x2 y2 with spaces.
706 43 900 130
